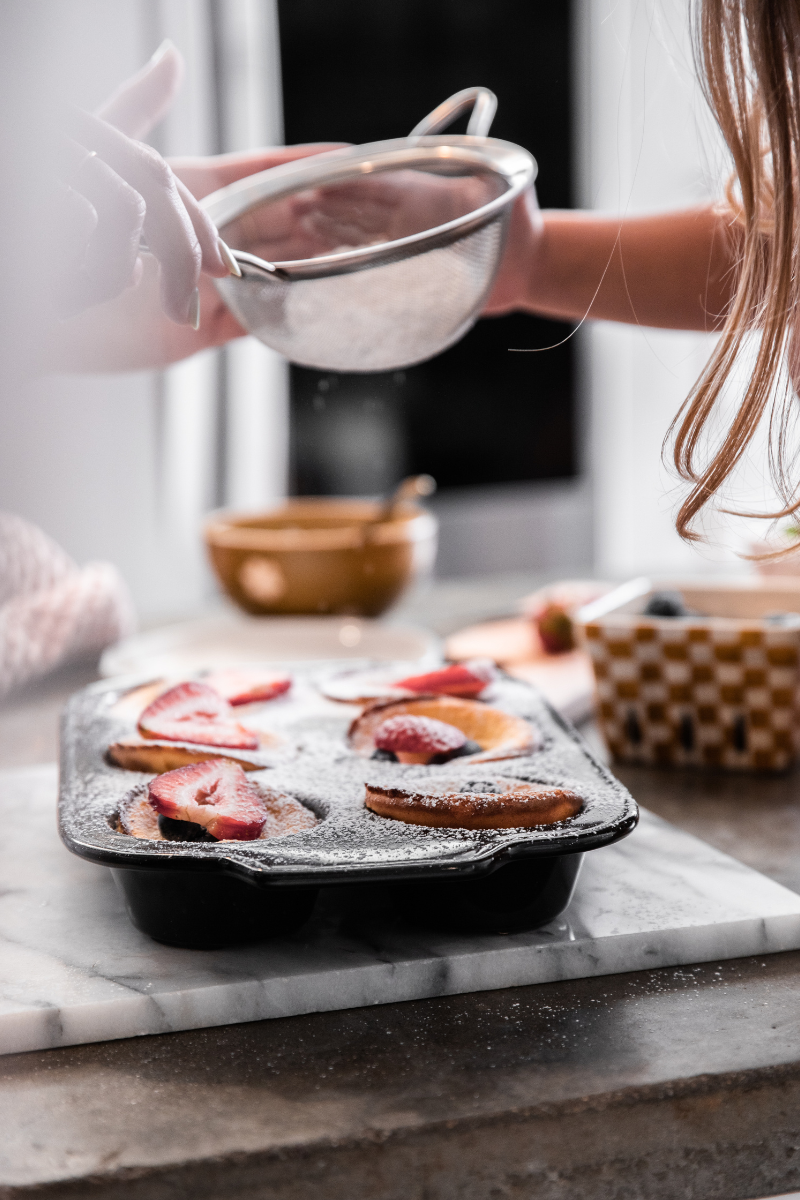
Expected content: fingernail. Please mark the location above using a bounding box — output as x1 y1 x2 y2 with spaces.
150 38 176 65
218 238 242 277
188 287 201 330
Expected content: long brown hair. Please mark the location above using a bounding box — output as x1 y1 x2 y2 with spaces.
673 0 800 544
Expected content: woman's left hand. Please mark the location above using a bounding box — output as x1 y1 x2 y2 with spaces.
53 42 233 328
47 40 338 372
48 143 339 372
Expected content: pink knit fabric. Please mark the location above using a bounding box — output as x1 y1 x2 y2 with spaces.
0 513 135 695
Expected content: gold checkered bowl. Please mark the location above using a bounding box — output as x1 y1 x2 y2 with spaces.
575 578 800 772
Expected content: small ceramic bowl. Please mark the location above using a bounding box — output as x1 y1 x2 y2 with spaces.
204 498 437 617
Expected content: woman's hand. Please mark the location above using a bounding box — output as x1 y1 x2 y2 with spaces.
53 42 232 327
482 187 544 315
46 35 340 373
282 168 496 251
483 201 739 330
218 167 499 267
48 143 342 373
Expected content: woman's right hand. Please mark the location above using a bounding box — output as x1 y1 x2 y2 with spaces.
482 186 544 316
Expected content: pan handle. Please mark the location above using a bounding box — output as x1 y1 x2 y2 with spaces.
408 87 498 139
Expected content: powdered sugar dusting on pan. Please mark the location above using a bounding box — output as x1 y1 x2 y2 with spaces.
59 665 636 883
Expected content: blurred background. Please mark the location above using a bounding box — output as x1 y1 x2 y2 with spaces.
0 0 736 624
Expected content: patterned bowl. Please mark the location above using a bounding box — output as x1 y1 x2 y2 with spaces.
576 577 800 772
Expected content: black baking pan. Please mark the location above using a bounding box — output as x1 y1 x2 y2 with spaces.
59 668 638 948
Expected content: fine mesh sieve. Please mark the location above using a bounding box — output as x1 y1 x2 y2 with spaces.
202 88 536 373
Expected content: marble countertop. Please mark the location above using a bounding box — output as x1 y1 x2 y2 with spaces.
5 766 800 1058
3 574 800 1199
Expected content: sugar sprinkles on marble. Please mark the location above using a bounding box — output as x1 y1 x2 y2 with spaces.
4 765 800 1056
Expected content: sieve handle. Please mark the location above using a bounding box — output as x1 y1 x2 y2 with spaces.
408 87 498 140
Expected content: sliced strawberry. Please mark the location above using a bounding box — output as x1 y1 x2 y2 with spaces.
204 668 292 706
138 681 259 750
394 659 495 699
148 759 267 840
374 714 467 764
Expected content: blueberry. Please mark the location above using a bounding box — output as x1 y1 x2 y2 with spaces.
431 739 482 764
157 814 218 842
644 590 690 618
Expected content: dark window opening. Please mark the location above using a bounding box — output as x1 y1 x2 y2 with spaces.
277 0 575 497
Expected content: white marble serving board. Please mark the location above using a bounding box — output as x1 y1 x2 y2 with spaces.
3 764 800 1057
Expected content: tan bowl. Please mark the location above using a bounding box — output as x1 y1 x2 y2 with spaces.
204 499 437 618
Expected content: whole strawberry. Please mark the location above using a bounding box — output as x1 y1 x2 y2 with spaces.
536 604 575 655
374 714 467 764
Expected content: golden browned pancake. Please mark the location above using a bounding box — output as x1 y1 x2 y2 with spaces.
349 695 537 763
118 786 317 841
365 777 582 829
108 737 267 774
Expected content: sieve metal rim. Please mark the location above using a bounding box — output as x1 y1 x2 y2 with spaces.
201 135 536 282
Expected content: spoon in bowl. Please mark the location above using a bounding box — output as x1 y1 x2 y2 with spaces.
363 474 436 543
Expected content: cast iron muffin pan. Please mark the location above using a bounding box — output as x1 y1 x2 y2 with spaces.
59 668 638 947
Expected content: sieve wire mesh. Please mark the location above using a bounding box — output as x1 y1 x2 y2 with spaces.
217 219 505 372
214 164 511 372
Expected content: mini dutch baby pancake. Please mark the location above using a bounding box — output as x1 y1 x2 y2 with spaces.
348 695 538 763
364 777 582 829
118 761 316 842
107 737 270 774
107 678 289 774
